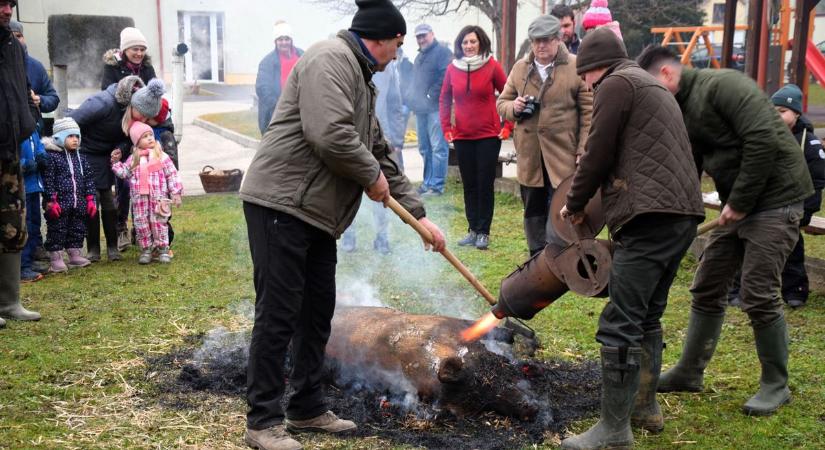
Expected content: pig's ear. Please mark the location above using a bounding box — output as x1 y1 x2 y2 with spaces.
437 356 466 384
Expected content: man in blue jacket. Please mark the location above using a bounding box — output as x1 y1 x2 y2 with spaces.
255 21 303 135
10 20 60 127
406 24 452 195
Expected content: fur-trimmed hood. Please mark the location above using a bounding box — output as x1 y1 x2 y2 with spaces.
41 136 66 152
114 76 145 106
103 48 153 67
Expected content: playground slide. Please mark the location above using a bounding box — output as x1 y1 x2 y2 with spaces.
806 39 825 86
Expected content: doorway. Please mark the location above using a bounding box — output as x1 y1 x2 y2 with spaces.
179 11 225 82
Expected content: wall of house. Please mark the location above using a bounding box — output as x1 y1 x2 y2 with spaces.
13 0 544 85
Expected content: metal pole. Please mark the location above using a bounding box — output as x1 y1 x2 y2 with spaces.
790 0 816 86
721 0 738 68
172 52 185 144
746 0 765 80
52 65 68 120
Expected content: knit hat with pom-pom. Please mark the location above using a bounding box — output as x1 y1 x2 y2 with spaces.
582 0 613 30
131 78 166 119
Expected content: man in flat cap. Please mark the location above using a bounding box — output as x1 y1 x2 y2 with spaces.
239 0 446 449
497 14 592 256
559 28 704 449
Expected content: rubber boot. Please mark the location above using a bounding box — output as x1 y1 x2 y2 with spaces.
0 252 41 321
742 317 791 416
49 250 68 273
631 329 664 433
561 347 641 450
102 208 121 261
86 213 101 262
66 248 91 268
658 310 724 392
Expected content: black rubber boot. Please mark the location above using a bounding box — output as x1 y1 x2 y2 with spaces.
561 347 641 450
742 317 791 416
631 329 664 433
0 252 41 321
86 213 101 261
658 310 724 393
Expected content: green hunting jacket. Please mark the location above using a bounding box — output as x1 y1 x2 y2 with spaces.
676 68 812 214
240 31 424 238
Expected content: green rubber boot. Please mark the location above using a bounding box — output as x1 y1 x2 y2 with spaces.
0 252 41 322
631 329 664 433
742 317 791 416
561 347 641 450
658 310 724 392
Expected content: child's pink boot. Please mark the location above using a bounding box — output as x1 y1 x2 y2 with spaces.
67 248 91 268
49 251 68 273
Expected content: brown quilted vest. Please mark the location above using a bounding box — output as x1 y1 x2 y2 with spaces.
599 62 705 235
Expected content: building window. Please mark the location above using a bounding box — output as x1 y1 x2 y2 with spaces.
712 3 726 24
817 3 825 16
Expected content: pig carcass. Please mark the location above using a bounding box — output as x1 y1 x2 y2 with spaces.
324 306 539 420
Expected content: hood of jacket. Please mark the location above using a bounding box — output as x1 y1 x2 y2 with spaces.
41 136 66 153
103 48 153 67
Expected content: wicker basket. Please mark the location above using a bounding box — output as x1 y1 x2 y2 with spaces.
199 165 244 193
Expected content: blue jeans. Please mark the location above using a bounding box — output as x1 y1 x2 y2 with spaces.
21 192 42 270
342 196 389 246
415 111 449 193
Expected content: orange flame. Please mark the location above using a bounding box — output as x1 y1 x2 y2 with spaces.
460 312 501 342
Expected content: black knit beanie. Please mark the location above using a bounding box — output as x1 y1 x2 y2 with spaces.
349 0 407 40
576 27 628 75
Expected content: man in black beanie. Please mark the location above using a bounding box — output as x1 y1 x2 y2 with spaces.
240 1 446 449
559 28 704 449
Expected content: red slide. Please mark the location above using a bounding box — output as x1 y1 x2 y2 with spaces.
806 39 825 86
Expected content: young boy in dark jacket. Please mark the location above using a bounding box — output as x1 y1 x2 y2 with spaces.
771 84 825 307
19 130 48 281
41 118 98 273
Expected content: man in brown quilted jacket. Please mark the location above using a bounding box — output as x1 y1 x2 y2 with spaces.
559 28 705 450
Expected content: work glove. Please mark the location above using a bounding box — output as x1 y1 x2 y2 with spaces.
45 194 62 220
444 128 456 144
172 194 182 207
86 195 98 218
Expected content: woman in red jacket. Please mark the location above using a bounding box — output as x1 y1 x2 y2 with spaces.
440 25 508 250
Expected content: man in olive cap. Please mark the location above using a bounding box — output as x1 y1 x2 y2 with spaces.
497 14 592 256
559 28 704 449
240 0 446 448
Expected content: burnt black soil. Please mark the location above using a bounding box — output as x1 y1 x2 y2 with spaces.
146 333 600 450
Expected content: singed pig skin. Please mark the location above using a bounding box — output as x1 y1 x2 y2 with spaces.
324 306 538 419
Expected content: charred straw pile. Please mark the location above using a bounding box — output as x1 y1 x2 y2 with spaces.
147 326 600 450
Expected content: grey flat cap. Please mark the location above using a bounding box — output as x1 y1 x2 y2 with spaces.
9 20 23 35
528 15 561 40
415 23 433 36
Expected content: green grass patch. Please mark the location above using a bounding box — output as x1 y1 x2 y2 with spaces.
199 109 261 140
808 83 825 108
2 185 824 449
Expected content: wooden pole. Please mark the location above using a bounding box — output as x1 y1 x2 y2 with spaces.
386 197 497 306
790 0 817 87
721 0 739 68
746 0 766 81
500 0 518 73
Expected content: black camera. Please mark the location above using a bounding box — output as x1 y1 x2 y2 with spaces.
519 95 540 120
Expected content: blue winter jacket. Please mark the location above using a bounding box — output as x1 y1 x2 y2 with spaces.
19 129 46 194
404 42 453 114
26 54 59 114
255 47 304 134
40 137 96 210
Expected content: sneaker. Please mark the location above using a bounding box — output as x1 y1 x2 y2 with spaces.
107 247 123 261
34 246 50 261
138 248 152 265
244 425 302 450
458 231 477 246
21 268 44 283
416 185 429 195
421 189 443 197
373 237 391 255
117 229 131 252
341 234 356 253
475 233 489 250
786 297 806 309
32 260 50 273
285 411 356 434
158 247 172 264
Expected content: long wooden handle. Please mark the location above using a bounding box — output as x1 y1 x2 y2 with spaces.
697 218 720 236
387 196 497 306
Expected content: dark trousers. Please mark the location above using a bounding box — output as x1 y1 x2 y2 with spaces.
116 177 130 230
455 138 500 235
781 231 807 302
244 202 337 429
45 206 87 251
520 160 566 255
597 213 698 348
692 203 802 327
86 188 118 251
21 192 42 269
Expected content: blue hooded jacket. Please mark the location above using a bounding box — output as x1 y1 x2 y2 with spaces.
26 54 59 114
19 129 46 194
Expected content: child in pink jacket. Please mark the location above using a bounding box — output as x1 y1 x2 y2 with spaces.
111 122 182 264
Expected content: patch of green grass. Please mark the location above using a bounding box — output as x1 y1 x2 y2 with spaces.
808 83 825 109
200 109 261 140
2 185 824 449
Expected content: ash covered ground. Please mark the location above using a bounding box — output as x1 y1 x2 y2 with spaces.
147 328 600 450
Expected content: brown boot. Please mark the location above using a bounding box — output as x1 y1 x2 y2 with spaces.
285 411 356 434
244 425 302 450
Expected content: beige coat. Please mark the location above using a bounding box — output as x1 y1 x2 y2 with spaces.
497 46 593 188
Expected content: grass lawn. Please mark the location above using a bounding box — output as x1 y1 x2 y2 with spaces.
2 182 824 449
200 109 262 141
